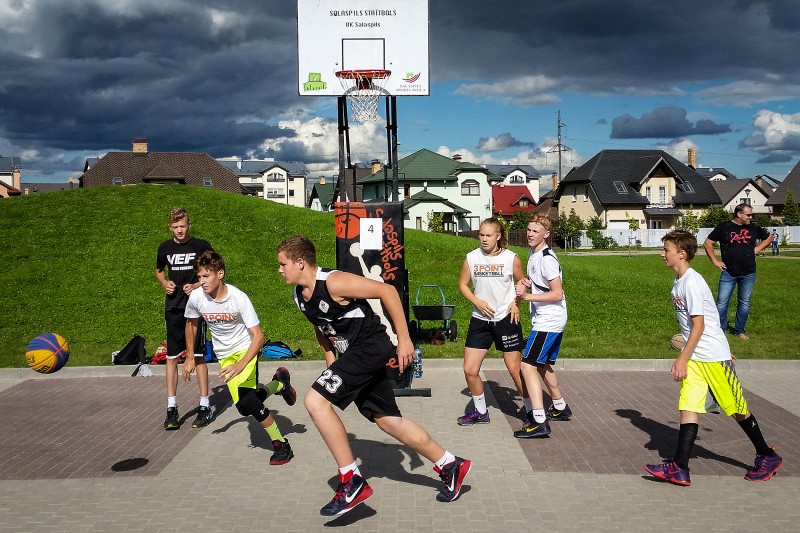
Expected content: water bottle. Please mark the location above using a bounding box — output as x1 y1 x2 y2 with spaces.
413 345 423 379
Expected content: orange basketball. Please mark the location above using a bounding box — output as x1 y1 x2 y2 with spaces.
335 204 368 240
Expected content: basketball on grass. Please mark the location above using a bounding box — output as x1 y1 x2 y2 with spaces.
26 333 70 374
670 333 685 351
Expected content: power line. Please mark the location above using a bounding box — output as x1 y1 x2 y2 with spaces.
546 110 572 180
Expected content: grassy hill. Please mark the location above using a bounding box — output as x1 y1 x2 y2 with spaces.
1 185 798 368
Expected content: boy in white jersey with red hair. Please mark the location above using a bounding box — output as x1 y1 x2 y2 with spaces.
514 213 572 439
645 230 782 486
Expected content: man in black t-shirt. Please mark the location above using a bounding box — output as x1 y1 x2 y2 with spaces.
703 203 771 340
156 208 214 430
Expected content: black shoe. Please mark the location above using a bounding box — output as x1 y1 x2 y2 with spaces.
546 404 572 421
434 457 472 502
514 419 551 438
320 473 373 516
191 406 214 428
272 366 297 406
270 439 294 465
163 407 180 430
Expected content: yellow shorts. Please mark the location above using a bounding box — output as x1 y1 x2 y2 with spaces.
678 359 748 416
219 350 258 404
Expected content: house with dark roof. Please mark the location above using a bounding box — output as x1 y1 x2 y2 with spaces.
219 157 309 208
308 177 337 212
19 180 78 195
492 184 536 222
708 178 771 215
695 167 737 181
359 149 493 231
765 160 800 219
0 155 22 198
80 138 241 193
482 163 542 203
554 150 721 229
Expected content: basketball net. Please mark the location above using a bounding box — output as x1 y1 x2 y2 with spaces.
336 70 391 123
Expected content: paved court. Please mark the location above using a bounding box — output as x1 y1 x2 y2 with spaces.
0 358 798 532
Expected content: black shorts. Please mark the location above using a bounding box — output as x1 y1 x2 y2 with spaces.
164 308 206 359
311 347 402 422
464 314 524 352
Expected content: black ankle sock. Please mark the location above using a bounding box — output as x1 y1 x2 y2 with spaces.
674 423 698 470
738 415 772 456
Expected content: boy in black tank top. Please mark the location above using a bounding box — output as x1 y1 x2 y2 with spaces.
277 235 473 518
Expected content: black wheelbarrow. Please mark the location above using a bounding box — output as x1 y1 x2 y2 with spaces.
410 284 457 343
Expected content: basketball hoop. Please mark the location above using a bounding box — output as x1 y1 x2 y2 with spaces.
336 69 391 123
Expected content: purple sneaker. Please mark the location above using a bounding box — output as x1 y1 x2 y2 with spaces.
745 447 783 482
644 459 691 486
457 409 490 426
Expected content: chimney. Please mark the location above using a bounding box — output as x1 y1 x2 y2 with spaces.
371 159 382 174
687 148 696 169
12 168 21 190
132 137 148 153
452 154 462 162
319 177 326 185
551 172 559 191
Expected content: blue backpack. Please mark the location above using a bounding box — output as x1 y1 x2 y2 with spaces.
261 340 302 360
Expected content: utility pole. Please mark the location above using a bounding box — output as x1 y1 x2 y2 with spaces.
546 110 572 182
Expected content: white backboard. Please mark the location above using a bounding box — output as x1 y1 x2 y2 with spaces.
297 0 430 96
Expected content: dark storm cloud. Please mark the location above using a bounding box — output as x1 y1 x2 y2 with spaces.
476 133 535 153
0 0 300 158
430 0 800 93
610 106 731 139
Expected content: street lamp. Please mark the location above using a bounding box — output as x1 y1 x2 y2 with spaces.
744 188 751 206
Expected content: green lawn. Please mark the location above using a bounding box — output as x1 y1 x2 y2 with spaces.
1 185 797 367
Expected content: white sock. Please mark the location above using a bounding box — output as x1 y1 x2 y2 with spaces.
523 397 533 412
167 396 177 408
553 397 567 410
435 451 456 470
473 393 487 414
200 396 210 408
532 408 546 424
339 462 360 479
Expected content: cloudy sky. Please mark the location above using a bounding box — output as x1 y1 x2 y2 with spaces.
3 0 800 189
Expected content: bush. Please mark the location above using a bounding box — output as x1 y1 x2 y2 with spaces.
587 228 618 249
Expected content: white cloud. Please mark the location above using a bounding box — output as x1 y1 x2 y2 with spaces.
655 138 698 166
696 81 800 107
454 75 561 107
740 109 800 155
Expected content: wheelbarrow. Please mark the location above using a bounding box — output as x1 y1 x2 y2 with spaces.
410 284 457 343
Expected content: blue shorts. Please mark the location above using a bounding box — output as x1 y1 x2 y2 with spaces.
522 331 563 366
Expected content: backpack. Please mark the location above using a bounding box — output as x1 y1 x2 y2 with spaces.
113 334 147 365
261 340 302 360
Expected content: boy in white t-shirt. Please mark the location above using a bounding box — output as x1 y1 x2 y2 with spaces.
645 230 783 486
183 250 297 465
513 213 572 439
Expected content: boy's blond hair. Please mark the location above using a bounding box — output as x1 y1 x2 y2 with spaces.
169 208 189 224
662 230 698 260
529 212 552 232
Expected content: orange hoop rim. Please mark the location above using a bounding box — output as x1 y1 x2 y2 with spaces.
335 69 391 80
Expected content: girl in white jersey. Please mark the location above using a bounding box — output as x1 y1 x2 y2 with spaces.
456 218 530 425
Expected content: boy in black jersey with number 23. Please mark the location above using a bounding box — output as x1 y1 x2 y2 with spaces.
277 235 472 517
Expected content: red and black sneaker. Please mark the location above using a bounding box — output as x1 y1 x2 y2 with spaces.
320 472 373 516
272 366 297 406
269 439 294 465
434 457 472 502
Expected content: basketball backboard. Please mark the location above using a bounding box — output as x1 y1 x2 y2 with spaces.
297 0 430 97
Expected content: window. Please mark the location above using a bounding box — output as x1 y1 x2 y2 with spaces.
739 197 752 205
518 199 529 207
650 220 663 229
584 184 589 201
289 189 295 197
203 178 213 187
510 175 524 184
112 177 123 186
682 181 695 193
572 186 577 202
645 186 652 202
659 186 666 204
404 184 411 199
613 181 628 193
461 179 480 196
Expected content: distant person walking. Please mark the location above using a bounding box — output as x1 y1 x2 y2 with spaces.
703 203 771 340
771 229 780 256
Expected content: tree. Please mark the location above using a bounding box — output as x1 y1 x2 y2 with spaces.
675 206 700 234
553 208 584 249
782 190 800 226
509 210 532 231
426 210 444 233
699 205 731 228
626 212 640 232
